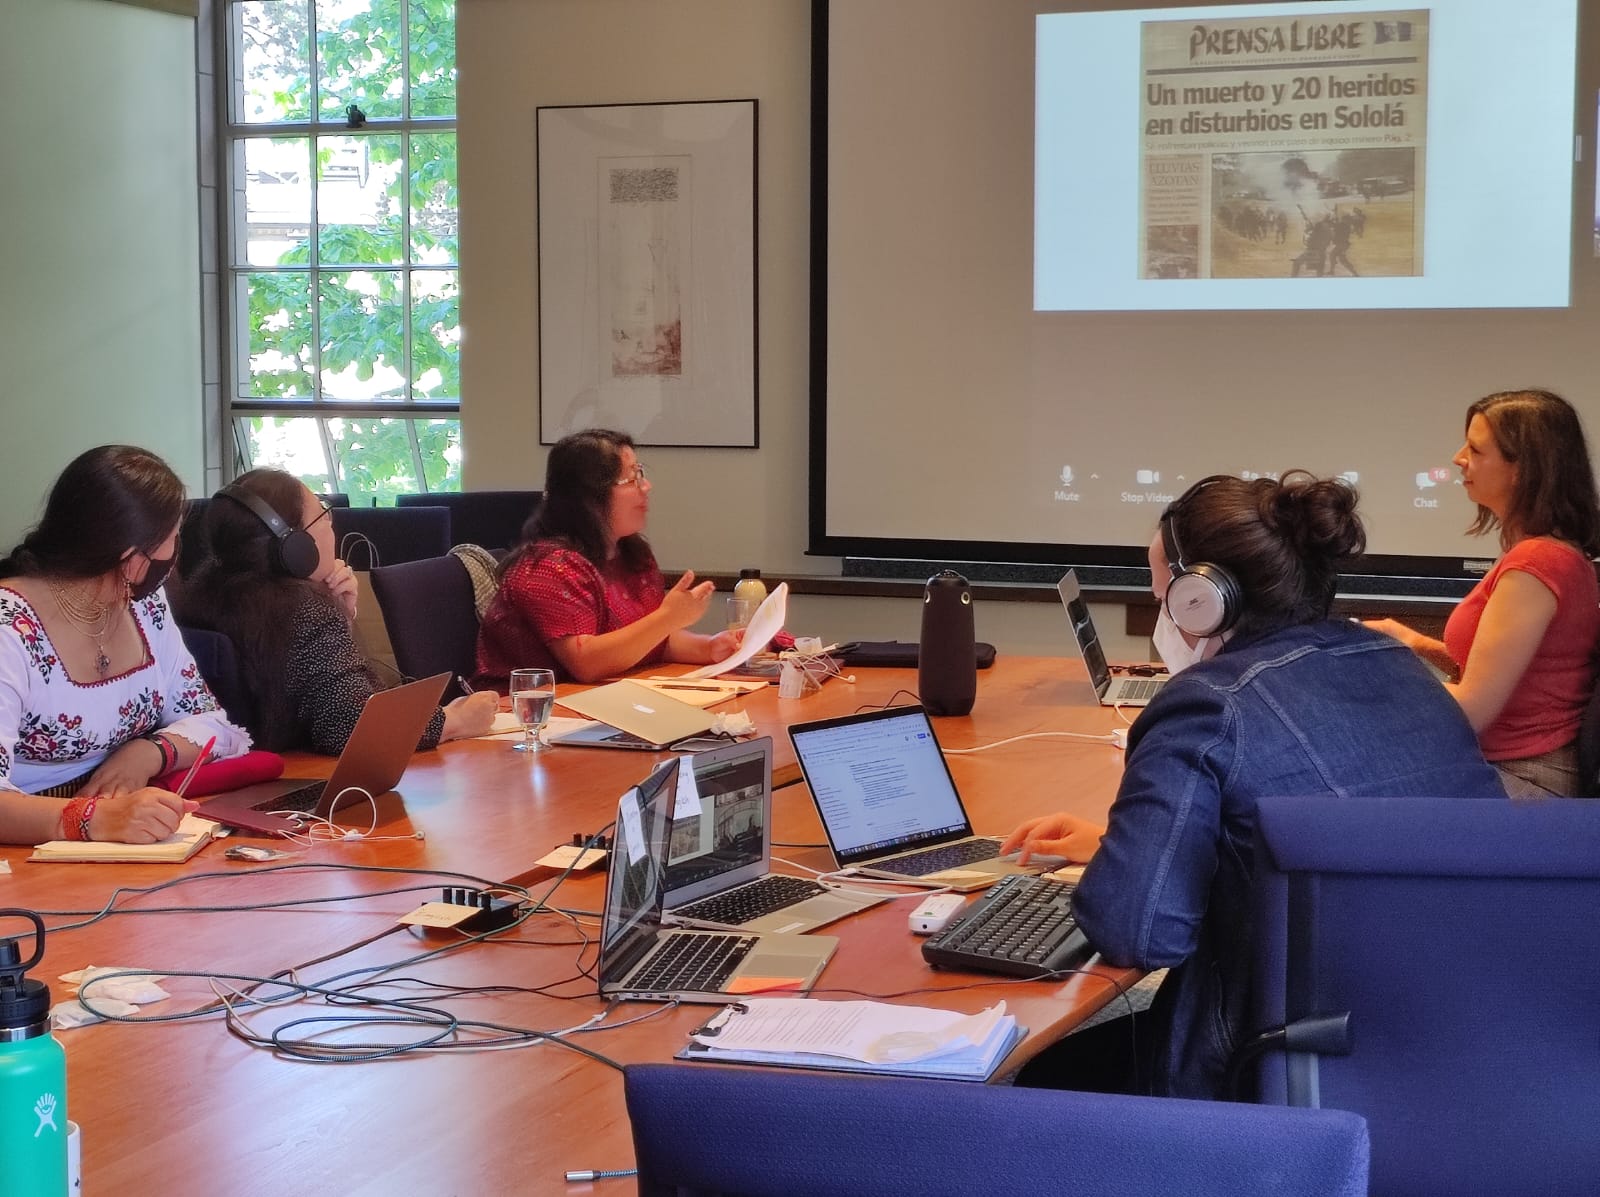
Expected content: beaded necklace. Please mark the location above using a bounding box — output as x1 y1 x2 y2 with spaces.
45 577 120 678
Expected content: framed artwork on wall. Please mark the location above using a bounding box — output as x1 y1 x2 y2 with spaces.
536 99 759 447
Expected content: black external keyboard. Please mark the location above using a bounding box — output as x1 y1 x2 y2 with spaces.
671 875 828 926
630 932 756 992
255 781 325 813
876 837 1003 877
921 874 1091 978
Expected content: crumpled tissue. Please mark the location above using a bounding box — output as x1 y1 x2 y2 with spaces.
52 966 171 1029
711 710 756 736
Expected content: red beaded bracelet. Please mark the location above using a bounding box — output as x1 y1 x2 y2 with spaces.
59 796 99 842
146 733 178 774
76 796 100 841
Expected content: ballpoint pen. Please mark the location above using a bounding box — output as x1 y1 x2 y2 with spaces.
174 736 216 798
457 674 476 694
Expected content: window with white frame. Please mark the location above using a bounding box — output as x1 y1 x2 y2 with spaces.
221 0 459 503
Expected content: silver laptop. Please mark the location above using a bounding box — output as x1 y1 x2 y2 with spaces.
787 706 1045 893
663 738 886 934
598 757 838 1003
1058 569 1169 707
552 680 720 750
197 672 450 836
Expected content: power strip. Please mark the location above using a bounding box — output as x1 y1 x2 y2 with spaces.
438 887 524 933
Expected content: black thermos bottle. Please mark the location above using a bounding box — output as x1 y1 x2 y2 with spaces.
919 570 977 716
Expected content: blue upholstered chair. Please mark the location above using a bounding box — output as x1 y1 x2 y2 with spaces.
1248 794 1600 1196
330 505 451 570
178 625 257 730
624 1063 1369 1197
369 554 480 702
396 490 540 551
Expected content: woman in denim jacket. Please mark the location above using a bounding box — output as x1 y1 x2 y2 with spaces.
1004 472 1505 1099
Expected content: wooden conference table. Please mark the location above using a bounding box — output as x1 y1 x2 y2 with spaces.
0 658 1134 1196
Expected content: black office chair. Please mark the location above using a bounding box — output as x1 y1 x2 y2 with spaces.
396 490 541 551
1575 680 1600 796
178 625 257 730
625 1064 1370 1197
1247 793 1600 1196
369 554 479 702
178 498 212 569
330 506 451 570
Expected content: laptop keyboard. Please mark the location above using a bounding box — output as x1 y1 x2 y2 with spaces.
875 837 1003 877
630 931 757 992
673 875 828 925
921 875 1089 978
1115 677 1163 702
254 781 326 813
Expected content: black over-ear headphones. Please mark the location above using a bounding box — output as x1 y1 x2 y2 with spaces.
1159 477 1244 639
216 485 321 579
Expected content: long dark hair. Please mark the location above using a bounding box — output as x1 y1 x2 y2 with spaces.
1165 471 1366 639
500 428 652 577
171 468 346 750
0 445 185 580
1464 389 1600 555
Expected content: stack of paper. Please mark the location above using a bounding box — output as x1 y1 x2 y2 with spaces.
676 998 1024 1082
633 677 767 708
30 814 215 864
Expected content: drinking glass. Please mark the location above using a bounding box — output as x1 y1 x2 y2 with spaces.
727 596 760 631
508 668 556 753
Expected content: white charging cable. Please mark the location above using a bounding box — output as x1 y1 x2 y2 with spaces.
943 730 1121 754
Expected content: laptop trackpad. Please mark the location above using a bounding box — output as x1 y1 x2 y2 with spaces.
741 946 828 980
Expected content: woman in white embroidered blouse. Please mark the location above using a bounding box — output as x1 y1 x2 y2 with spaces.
0 446 249 845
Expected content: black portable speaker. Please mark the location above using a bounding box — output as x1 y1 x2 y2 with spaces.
919 570 977 716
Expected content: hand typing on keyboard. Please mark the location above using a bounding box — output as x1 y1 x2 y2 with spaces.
999 812 1106 867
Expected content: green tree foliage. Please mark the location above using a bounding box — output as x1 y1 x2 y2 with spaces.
243 0 458 503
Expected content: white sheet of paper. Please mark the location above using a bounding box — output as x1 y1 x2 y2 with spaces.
620 795 647 864
684 583 788 679
675 767 703 820
691 998 1009 1064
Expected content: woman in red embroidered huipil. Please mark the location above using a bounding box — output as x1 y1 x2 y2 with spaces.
475 430 742 689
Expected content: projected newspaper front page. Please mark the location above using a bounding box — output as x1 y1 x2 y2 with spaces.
1138 10 1429 282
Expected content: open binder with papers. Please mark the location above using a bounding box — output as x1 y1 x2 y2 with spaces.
675 997 1024 1082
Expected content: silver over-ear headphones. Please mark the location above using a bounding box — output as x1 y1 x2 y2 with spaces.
1159 478 1244 639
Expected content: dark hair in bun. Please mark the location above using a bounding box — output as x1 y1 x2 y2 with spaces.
1165 470 1365 637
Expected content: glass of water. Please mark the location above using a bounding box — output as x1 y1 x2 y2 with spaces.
508 668 556 753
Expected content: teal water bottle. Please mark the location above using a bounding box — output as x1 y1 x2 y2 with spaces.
0 910 67 1195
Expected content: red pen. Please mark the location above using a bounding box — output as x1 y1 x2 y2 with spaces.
174 736 217 798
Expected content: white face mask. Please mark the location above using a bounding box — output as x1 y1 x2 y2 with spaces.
1153 607 1224 675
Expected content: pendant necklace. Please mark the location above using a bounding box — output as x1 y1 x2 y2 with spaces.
47 578 117 678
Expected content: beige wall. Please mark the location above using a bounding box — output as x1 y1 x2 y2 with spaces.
456 0 1138 658
458 0 814 577
0 0 203 547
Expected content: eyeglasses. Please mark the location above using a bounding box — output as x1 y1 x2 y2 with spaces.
614 464 649 489
306 500 334 529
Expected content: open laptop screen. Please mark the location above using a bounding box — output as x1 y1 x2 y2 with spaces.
1058 570 1112 694
790 708 970 861
598 758 680 985
663 739 772 905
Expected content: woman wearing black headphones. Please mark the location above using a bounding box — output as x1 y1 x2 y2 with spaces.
1002 471 1505 1100
173 468 497 755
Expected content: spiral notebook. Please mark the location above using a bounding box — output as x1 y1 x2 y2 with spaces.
675 997 1024 1082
